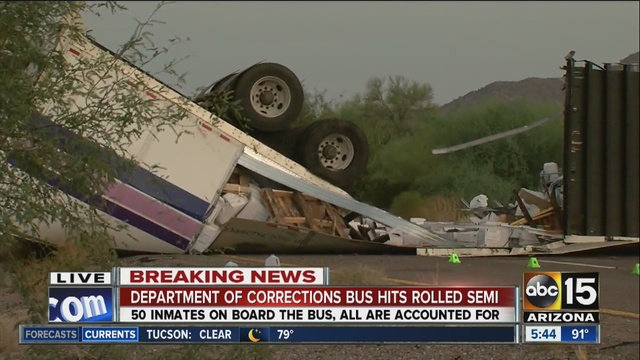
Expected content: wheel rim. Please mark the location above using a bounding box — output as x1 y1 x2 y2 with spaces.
317 134 355 171
249 76 292 118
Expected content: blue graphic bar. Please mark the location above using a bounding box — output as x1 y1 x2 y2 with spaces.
523 325 600 344
560 325 599 343
48 287 115 323
19 325 517 344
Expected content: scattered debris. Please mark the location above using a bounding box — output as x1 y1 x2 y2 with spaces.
404 163 567 251
211 161 634 255
265 254 281 267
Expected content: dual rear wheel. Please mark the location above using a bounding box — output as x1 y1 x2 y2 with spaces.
207 62 369 190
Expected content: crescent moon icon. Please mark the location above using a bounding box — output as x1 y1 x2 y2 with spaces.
248 329 260 343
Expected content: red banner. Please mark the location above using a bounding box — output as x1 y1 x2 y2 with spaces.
118 286 515 307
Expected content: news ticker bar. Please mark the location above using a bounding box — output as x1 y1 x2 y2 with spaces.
48 286 520 324
20 325 519 344
523 325 600 344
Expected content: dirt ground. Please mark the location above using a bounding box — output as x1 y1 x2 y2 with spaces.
1 253 639 359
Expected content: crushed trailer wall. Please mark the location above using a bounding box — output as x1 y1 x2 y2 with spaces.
564 60 640 238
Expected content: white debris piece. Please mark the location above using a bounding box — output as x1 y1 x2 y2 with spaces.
469 216 483 225
515 202 540 218
469 194 489 209
216 193 249 225
347 220 362 235
541 162 560 185
189 223 221 253
450 230 479 246
477 227 512 247
471 212 502 225
224 261 238 267
511 229 541 246
236 184 270 221
410 218 426 226
265 254 281 267
385 228 404 246
373 228 388 239
364 218 378 229
205 197 224 224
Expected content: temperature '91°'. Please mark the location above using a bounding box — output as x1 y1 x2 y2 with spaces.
572 328 590 340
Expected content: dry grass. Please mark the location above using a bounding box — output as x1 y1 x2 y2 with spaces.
574 345 589 360
0 312 25 357
418 195 468 222
0 240 50 264
391 194 467 222
329 264 394 286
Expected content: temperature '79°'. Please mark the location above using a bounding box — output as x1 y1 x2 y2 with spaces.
572 328 589 340
277 329 294 339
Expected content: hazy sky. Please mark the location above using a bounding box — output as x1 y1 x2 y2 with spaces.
84 1 639 105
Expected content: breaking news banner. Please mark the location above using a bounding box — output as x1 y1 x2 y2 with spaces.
18 325 519 344
116 286 518 324
48 272 116 324
523 272 600 324
523 325 600 344
118 267 329 286
45 267 328 324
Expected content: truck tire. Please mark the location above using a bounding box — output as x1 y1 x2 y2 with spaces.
193 73 238 113
232 63 304 132
296 119 369 190
210 73 237 94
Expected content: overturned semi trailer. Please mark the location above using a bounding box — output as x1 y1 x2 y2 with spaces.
13 16 455 255
14 119 454 255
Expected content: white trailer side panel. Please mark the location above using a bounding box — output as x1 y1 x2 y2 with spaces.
49 35 244 214
133 112 244 210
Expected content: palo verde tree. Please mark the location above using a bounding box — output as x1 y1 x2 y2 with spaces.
1 1 180 251
1 1 239 323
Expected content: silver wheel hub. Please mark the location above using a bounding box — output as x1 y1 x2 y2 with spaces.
317 134 355 171
250 76 291 118
259 91 275 105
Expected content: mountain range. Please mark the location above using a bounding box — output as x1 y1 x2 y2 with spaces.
440 52 639 114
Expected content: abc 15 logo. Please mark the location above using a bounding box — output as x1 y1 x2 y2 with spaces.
523 272 600 311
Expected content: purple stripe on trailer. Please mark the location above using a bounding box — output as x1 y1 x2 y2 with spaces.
103 181 203 240
101 199 191 250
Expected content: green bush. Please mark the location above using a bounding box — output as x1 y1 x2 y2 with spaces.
297 78 564 210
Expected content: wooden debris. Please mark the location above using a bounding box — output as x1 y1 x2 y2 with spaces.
223 184 251 194
223 171 251 194
261 188 285 223
510 207 554 226
518 189 552 210
259 188 351 238
509 188 565 231
292 192 321 232
512 190 536 227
